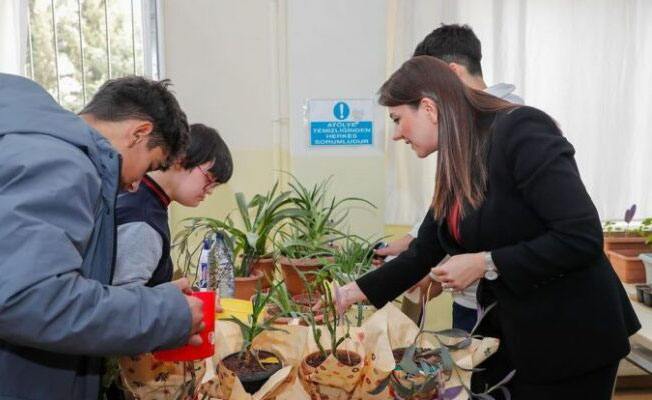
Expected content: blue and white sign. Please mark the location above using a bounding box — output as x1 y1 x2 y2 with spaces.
309 99 373 146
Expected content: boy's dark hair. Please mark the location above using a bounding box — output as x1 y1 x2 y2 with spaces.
80 76 189 166
413 23 483 77
182 123 233 184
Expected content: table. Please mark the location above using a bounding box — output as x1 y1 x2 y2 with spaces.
623 283 652 373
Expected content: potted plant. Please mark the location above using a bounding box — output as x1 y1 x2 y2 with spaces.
217 281 288 396
324 233 384 327
603 204 652 254
299 277 365 399
275 174 375 295
606 205 652 283
175 181 303 299
371 302 514 399
251 281 324 326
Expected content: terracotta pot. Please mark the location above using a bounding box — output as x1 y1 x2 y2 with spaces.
233 269 264 300
608 249 647 283
278 256 332 296
251 257 276 289
603 236 652 261
252 292 323 326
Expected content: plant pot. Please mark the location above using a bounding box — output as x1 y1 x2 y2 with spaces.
233 269 264 300
635 284 650 303
640 253 652 284
119 354 207 400
279 256 331 296
643 289 652 307
299 349 364 399
603 236 652 261
608 249 647 283
219 350 283 395
254 292 323 326
251 257 276 288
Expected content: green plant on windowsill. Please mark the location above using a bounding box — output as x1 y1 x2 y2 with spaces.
603 204 652 239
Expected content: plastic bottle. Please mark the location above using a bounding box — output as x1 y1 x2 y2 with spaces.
197 239 212 290
208 231 235 298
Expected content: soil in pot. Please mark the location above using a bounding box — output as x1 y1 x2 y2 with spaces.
305 349 361 368
222 350 283 394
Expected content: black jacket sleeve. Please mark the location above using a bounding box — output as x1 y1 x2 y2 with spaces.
491 109 605 296
356 209 446 308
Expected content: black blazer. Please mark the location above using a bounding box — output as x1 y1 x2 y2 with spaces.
357 107 640 385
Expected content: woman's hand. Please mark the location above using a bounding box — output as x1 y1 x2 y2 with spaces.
312 281 368 318
372 235 414 266
406 273 443 302
430 252 485 292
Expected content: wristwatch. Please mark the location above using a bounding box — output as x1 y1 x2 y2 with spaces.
484 252 499 280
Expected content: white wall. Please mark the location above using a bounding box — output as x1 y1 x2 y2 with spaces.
286 1 387 237
162 0 388 238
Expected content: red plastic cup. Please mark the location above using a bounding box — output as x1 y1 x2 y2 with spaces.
153 290 216 361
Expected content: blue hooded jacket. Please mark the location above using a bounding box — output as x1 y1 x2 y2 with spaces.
0 74 191 399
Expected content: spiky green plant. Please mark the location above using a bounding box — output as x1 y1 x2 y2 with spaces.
274 174 375 259
174 181 305 278
225 281 289 366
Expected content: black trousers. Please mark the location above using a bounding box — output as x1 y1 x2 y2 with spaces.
471 352 619 400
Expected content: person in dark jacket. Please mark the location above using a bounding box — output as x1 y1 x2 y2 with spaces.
0 74 205 400
327 56 640 399
113 123 233 287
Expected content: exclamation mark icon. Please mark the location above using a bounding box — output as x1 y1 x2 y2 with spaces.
339 103 344 119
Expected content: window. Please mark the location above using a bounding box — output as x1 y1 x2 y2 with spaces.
24 0 161 112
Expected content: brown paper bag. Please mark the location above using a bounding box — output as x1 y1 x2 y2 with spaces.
198 304 500 400
118 353 206 400
352 303 499 400
200 320 308 400
297 325 366 399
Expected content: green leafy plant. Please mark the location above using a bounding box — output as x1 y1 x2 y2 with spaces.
174 181 303 278
226 281 289 366
370 301 514 399
603 205 652 239
322 234 387 327
324 233 386 285
274 174 375 259
254 281 307 321
303 275 351 360
641 218 652 244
